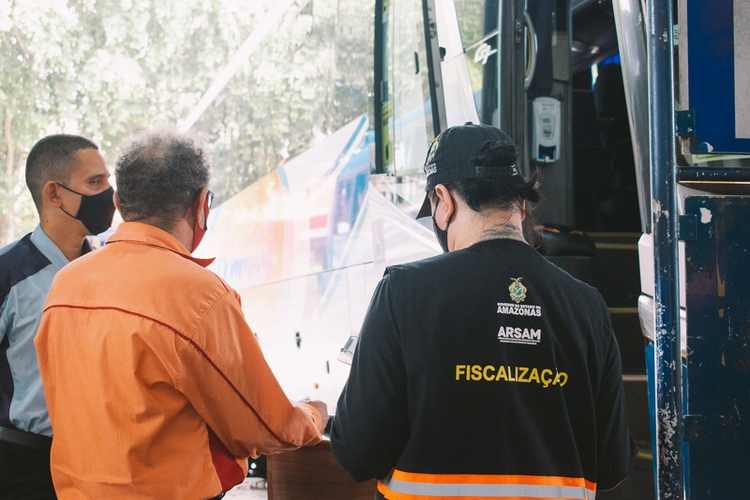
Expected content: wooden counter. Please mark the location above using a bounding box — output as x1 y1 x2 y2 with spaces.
266 439 377 499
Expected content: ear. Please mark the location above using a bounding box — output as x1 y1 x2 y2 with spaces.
43 181 62 208
190 188 209 226
434 184 454 225
113 191 121 212
520 200 527 221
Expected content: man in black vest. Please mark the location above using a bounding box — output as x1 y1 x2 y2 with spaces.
331 123 636 499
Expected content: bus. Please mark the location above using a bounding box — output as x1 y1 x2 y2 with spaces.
203 0 750 498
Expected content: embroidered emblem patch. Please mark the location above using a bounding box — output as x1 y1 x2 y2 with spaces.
508 277 527 304
427 137 439 162
424 138 439 177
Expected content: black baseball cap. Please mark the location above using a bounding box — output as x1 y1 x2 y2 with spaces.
416 123 520 219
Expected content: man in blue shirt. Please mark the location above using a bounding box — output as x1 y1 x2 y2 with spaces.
0 134 115 499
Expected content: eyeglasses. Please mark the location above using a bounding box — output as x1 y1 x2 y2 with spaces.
207 190 215 209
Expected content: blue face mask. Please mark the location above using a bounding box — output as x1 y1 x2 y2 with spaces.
431 198 451 253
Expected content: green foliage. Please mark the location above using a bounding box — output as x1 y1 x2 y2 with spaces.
0 0 374 245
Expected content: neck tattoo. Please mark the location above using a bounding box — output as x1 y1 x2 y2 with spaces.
478 224 527 244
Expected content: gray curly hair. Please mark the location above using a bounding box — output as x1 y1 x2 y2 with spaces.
115 130 210 231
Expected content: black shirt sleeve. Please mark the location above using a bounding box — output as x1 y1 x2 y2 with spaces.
330 272 410 482
595 327 638 489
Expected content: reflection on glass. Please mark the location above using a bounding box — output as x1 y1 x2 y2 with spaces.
384 0 434 176
454 0 499 123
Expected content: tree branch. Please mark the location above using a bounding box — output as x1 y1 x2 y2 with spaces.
5 106 13 176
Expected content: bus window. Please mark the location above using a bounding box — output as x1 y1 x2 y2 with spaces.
381 0 436 176
454 0 498 123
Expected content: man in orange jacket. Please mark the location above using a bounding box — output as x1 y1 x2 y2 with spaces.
35 130 328 499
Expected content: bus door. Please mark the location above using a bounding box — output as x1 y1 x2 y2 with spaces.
375 1 657 498
654 0 750 497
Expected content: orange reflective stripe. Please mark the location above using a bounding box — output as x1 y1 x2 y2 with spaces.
391 471 595 487
377 470 597 500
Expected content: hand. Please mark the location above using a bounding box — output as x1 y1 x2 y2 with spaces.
300 398 329 433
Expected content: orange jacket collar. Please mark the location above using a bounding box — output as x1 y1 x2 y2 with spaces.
107 221 215 267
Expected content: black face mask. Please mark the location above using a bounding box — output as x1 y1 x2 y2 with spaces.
431 199 451 253
57 183 116 235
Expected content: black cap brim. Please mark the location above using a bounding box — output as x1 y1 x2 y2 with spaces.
416 194 431 219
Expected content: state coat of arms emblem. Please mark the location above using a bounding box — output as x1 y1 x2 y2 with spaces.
508 277 527 304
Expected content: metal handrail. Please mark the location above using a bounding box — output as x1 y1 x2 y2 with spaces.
524 11 537 91
646 0 685 497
